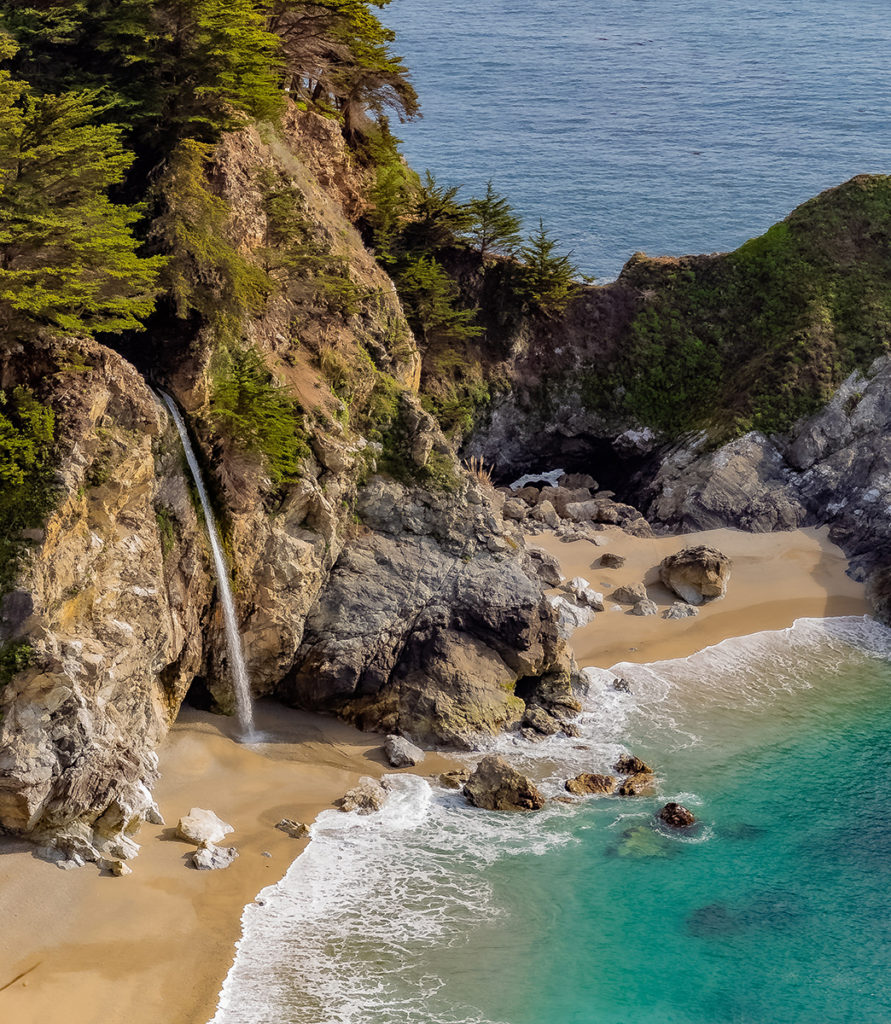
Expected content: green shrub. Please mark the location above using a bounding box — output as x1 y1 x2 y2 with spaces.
210 347 310 485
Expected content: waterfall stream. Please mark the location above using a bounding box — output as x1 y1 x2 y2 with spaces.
160 391 256 739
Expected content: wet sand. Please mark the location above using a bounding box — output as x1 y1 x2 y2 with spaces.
0 702 455 1024
528 525 868 668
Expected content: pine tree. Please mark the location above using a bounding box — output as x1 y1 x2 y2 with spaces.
0 47 163 338
519 219 580 318
468 180 522 264
396 254 480 341
402 171 473 253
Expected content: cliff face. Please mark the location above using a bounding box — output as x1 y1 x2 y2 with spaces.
0 338 210 860
0 109 569 859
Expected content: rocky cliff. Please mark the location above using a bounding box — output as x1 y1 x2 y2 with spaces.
0 109 570 861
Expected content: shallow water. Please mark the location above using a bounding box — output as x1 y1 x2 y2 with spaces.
384 0 891 278
210 617 891 1023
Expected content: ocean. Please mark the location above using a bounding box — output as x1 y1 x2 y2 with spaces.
381 0 891 280
210 617 891 1024
210 5 891 1021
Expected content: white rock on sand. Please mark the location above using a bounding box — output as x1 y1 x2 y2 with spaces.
176 808 234 846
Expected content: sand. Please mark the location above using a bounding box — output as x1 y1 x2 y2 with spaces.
0 525 869 1024
0 702 456 1024
529 525 867 668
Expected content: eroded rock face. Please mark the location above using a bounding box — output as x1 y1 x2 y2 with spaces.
283 477 571 749
660 546 732 605
463 755 545 811
0 339 210 861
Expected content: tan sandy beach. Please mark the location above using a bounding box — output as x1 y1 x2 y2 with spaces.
0 702 456 1024
529 525 868 668
0 526 869 1024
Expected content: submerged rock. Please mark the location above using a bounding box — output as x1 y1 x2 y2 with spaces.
176 808 234 847
337 777 388 814
438 769 471 790
191 843 238 871
612 676 632 693
658 802 697 829
384 735 426 768
564 773 615 795
463 755 545 811
659 545 732 605
609 824 677 860
617 772 656 797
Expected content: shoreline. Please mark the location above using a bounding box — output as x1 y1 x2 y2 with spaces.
0 703 456 1024
0 525 869 1024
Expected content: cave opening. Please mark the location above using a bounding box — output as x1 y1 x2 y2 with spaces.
486 433 658 509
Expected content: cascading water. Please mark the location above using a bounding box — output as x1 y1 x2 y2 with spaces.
159 391 256 739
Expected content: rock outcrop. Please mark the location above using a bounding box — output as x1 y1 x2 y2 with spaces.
463 755 545 811
659 546 732 605
658 802 697 829
565 773 615 795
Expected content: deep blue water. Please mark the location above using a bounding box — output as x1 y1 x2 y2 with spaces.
384 0 891 278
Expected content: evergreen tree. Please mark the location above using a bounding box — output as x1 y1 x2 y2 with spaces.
519 219 580 318
468 180 522 264
402 171 472 253
0 44 162 338
396 254 480 341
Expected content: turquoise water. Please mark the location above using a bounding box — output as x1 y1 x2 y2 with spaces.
211 617 891 1024
384 0 891 278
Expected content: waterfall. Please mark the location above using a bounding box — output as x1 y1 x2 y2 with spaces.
159 391 256 739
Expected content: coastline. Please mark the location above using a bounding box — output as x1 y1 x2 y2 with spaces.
0 525 869 1024
0 703 456 1024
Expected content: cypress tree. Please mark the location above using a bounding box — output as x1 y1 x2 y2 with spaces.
468 180 523 264
519 219 581 318
0 43 163 338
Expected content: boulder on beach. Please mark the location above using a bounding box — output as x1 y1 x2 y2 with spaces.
632 598 658 616
599 552 626 569
663 601 699 619
191 843 238 870
385 734 426 768
564 773 615 795
562 576 605 610
658 802 697 829
660 545 732 605
463 755 545 811
337 776 389 814
546 594 596 637
610 582 648 605
275 818 310 839
176 808 234 847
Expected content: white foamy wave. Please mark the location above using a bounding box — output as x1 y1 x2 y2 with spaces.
210 775 573 1024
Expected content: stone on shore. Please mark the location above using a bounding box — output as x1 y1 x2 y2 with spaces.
546 594 596 637
438 769 471 789
660 545 732 605
463 755 545 811
610 582 648 605
663 601 699 619
632 598 658 616
176 808 234 846
337 776 389 814
275 818 310 839
658 802 697 829
562 576 605 610
599 552 626 569
191 843 239 870
384 734 426 768
565 773 615 795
